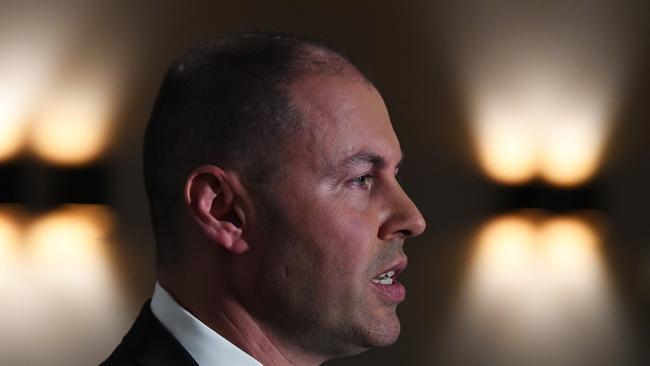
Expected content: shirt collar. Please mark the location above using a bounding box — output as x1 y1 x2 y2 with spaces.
150 282 263 366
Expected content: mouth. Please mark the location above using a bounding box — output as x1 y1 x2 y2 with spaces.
372 270 397 285
371 258 408 302
372 258 407 284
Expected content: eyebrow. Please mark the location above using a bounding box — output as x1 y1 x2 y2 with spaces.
339 151 404 171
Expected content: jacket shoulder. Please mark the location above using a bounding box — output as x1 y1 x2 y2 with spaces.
100 355 139 366
99 301 197 366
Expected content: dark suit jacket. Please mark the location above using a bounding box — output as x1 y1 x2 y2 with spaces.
100 301 198 366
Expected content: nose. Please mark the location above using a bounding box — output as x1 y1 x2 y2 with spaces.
378 183 426 240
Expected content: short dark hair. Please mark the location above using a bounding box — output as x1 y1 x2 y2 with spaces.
143 31 365 267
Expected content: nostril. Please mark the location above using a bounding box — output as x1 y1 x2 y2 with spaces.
397 229 413 238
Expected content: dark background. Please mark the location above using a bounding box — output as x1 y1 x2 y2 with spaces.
0 1 648 365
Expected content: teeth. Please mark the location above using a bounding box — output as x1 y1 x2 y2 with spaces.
372 270 396 285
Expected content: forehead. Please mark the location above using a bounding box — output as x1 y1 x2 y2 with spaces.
287 74 402 168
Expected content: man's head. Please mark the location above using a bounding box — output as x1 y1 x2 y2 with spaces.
143 31 425 364
144 32 358 265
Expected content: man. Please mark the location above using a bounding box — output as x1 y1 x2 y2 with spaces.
102 31 425 366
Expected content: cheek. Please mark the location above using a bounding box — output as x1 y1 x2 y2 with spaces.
322 213 377 273
278 190 381 287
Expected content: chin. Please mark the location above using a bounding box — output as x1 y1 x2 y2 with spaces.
372 328 401 347
325 318 401 359
364 314 402 348
315 307 403 359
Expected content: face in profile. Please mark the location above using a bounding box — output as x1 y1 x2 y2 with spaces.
244 73 426 359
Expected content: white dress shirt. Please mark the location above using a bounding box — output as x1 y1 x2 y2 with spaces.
150 283 263 366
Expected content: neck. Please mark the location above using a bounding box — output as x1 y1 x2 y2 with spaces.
158 269 327 366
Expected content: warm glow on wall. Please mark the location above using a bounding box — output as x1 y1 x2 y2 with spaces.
538 116 607 187
0 207 28 305
0 208 23 269
0 9 69 163
27 205 112 270
473 106 538 185
443 0 636 188
470 214 539 291
470 78 612 187
0 35 57 163
0 5 134 362
26 205 115 295
439 212 631 366
0 5 125 166
0 207 44 366
0 104 29 162
469 213 606 300
0 204 130 366
539 217 601 280
30 85 114 166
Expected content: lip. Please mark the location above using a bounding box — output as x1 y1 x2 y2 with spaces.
372 281 406 302
373 257 408 279
371 257 408 303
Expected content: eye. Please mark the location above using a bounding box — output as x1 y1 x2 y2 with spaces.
350 174 374 190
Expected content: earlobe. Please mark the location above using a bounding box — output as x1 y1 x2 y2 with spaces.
184 165 250 253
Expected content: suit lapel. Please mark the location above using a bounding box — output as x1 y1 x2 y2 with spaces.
102 301 198 366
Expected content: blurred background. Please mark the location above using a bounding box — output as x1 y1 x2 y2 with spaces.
0 0 648 365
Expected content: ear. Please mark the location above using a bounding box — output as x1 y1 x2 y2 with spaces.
184 165 249 253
